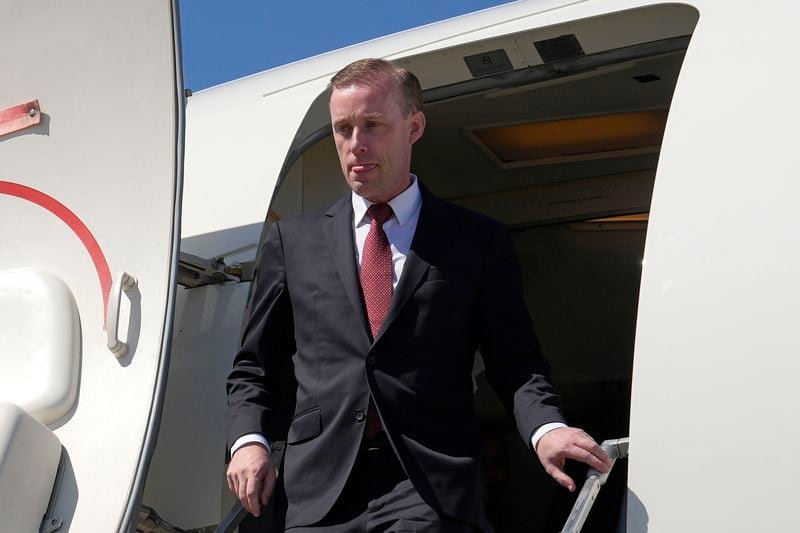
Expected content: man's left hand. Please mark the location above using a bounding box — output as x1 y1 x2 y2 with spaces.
536 427 613 492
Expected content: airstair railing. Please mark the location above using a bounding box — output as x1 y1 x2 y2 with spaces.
213 501 248 533
559 437 630 533
213 437 630 533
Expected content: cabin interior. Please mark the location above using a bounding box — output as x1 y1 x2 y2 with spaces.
262 13 694 533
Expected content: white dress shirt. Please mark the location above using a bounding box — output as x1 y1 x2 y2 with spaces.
351 174 422 289
231 175 563 456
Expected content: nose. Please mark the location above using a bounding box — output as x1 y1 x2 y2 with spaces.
350 127 368 153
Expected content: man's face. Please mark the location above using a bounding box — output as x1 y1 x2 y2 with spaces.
330 80 425 204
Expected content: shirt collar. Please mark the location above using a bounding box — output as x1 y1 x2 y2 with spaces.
352 174 421 227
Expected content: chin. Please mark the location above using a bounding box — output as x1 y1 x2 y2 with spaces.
349 177 374 193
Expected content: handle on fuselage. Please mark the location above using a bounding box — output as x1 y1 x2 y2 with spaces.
106 271 137 357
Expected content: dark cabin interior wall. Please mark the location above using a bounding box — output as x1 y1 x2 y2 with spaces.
471 220 645 532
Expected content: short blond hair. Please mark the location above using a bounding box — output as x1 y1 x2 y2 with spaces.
328 58 424 116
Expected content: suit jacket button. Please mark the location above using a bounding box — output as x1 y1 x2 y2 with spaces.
355 409 365 422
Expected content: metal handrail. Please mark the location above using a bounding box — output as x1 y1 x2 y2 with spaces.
215 437 630 533
213 501 248 533
559 437 630 533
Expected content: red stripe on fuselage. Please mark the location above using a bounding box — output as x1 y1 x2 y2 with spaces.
0 180 112 326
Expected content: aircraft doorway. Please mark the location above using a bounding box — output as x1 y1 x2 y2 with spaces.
266 6 696 529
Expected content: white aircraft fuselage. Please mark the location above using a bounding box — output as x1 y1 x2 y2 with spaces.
0 1 797 531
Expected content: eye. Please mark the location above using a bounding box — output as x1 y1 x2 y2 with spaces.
334 124 352 135
365 121 379 128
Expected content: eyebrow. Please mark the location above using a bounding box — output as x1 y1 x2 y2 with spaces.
333 111 385 125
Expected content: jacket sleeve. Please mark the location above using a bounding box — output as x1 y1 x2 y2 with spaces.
477 223 565 450
225 222 296 449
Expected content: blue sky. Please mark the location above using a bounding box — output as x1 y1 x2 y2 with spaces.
179 0 516 91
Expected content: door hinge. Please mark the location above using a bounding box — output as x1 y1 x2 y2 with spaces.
177 252 254 288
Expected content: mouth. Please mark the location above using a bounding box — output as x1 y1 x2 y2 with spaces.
350 164 377 174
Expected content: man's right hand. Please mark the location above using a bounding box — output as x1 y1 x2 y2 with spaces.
226 443 277 517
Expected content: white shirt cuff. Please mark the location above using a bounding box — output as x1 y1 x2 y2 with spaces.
231 433 272 456
531 422 568 451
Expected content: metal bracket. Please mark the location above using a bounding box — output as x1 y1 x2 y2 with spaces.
0 99 41 137
39 447 67 532
137 505 183 532
177 252 254 288
40 516 63 533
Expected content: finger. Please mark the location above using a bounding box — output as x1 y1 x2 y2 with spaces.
562 443 612 473
571 440 613 471
231 470 242 501
227 464 241 496
237 473 253 515
545 463 576 492
261 469 276 506
235 474 245 511
245 475 262 517
577 434 610 461
565 444 609 472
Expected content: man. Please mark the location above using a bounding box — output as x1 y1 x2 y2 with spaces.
226 58 611 532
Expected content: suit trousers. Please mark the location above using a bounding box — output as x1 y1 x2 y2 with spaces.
286 439 480 533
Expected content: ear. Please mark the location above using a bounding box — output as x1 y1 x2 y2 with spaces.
408 111 426 145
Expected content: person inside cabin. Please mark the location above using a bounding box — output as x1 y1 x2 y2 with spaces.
224 58 611 532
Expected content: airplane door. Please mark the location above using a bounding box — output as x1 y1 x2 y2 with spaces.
0 0 182 531
627 2 800 531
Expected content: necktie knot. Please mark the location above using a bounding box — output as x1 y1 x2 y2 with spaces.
367 203 394 225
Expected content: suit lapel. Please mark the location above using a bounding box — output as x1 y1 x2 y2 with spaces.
322 198 372 341
375 186 446 341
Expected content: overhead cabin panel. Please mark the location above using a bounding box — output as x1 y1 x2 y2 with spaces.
393 4 698 91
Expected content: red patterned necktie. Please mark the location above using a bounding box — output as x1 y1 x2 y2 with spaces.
360 203 394 439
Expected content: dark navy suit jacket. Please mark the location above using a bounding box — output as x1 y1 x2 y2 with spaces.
226 185 564 530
